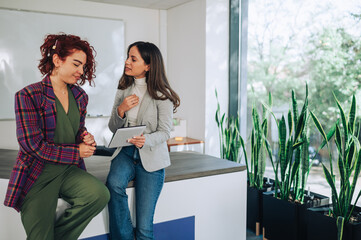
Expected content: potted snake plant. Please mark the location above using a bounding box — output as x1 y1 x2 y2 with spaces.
215 89 241 163
262 86 329 240
307 94 361 240
215 90 274 236
240 94 274 235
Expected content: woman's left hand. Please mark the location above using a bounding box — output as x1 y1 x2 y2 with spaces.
128 134 145 148
82 131 97 146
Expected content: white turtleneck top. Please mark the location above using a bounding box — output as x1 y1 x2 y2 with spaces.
128 77 147 126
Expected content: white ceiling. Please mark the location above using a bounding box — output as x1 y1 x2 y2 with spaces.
83 0 194 10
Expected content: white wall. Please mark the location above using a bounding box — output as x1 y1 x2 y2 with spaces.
0 0 161 47
205 0 229 157
167 0 229 157
167 0 207 142
0 0 161 149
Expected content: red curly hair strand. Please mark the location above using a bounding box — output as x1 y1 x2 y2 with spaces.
38 33 96 86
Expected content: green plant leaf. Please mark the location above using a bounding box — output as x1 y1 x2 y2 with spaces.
317 121 337 151
294 106 306 143
265 138 276 173
335 124 343 155
292 90 298 130
240 136 251 185
336 216 345 240
310 110 334 173
221 113 225 127
279 117 287 181
300 134 310 201
293 141 304 149
346 140 355 172
310 111 328 143
289 149 301 200
262 103 278 126
288 110 293 137
323 164 340 212
333 92 348 146
350 149 361 207
348 95 356 134
262 120 268 137
215 89 220 126
258 142 266 188
268 92 273 108
283 138 293 185
338 152 346 195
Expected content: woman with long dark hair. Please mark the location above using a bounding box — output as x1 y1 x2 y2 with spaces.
107 41 180 239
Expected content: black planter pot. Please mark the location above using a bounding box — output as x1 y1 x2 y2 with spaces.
247 178 274 235
262 191 329 240
307 205 361 240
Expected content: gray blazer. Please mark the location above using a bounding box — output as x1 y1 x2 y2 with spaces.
108 85 173 172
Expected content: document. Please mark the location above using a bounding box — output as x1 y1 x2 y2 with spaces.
108 125 146 148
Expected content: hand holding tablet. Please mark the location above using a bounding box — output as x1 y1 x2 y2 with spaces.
127 134 146 148
108 125 146 148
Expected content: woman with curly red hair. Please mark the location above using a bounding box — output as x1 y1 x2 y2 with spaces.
4 33 110 240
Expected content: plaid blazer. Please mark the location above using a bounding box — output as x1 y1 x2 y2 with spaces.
4 75 88 212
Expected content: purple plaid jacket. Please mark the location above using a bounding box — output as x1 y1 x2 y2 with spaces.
4 75 88 212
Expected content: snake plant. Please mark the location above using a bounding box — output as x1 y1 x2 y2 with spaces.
238 94 272 189
215 89 241 162
310 94 361 240
265 86 311 202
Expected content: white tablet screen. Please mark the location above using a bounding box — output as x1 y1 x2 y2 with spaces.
108 125 146 148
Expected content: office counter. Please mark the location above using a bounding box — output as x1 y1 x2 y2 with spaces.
0 149 247 240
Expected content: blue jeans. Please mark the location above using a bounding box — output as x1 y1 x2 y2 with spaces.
106 146 165 240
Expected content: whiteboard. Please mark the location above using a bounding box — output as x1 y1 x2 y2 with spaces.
0 8 125 119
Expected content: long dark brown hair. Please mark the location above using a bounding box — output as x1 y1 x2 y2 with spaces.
38 33 96 86
118 41 180 112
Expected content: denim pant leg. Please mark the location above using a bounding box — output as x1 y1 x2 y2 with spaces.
106 147 136 240
134 160 165 240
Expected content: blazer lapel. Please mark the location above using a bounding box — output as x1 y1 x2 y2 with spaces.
69 84 85 112
41 76 57 141
137 91 152 125
41 75 56 103
120 85 135 127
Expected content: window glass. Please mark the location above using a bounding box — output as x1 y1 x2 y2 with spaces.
247 0 361 198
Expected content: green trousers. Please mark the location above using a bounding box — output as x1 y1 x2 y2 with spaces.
21 163 110 240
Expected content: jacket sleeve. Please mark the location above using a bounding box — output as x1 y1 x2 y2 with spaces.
15 90 80 165
108 89 127 133
143 99 173 148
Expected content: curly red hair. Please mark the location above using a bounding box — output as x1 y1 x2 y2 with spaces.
38 33 96 86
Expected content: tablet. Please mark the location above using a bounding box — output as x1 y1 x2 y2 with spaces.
108 125 146 148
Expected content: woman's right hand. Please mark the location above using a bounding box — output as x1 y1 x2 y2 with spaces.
117 94 139 118
79 142 96 158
